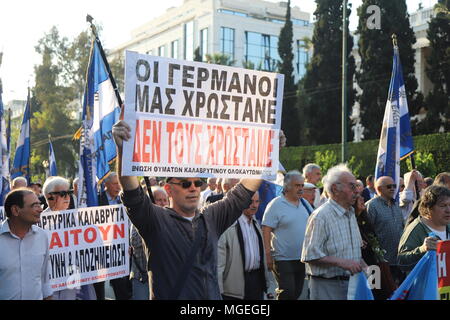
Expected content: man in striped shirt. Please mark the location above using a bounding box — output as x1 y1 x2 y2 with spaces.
301 164 366 300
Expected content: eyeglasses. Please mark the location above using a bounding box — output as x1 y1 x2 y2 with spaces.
169 180 203 189
384 184 397 189
49 190 74 197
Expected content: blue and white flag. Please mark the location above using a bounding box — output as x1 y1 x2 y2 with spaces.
78 40 120 207
0 84 10 205
390 250 438 300
48 138 58 177
350 272 375 300
11 91 31 183
375 44 414 197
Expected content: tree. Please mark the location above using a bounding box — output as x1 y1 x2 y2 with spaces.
193 46 202 62
297 0 355 145
27 27 93 179
356 0 419 139
416 0 450 133
204 53 235 66
278 0 301 146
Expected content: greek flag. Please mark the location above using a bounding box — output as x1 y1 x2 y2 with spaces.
11 92 31 182
374 44 414 195
49 138 57 177
0 84 10 205
78 40 120 207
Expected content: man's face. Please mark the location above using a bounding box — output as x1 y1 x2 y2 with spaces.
15 193 43 225
243 193 260 219
334 173 359 208
302 187 316 205
105 175 121 198
165 178 203 214
153 190 169 207
47 185 71 211
285 176 304 201
208 179 217 191
376 176 397 200
399 178 405 192
307 168 322 185
222 179 239 193
31 184 42 196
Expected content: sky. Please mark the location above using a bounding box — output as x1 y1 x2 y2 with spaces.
0 0 436 102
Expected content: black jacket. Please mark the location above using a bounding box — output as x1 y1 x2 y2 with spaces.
121 184 254 300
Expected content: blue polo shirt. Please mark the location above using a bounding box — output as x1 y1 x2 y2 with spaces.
262 195 312 261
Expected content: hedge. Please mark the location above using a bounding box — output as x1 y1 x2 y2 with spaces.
280 132 450 179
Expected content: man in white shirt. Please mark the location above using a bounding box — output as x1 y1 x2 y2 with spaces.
0 188 53 300
199 178 217 207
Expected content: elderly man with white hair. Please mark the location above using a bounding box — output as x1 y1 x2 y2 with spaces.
302 163 322 208
301 164 365 300
42 176 79 300
262 170 313 300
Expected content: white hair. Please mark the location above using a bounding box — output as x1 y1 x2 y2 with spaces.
302 163 321 176
322 164 353 196
11 176 27 188
104 172 117 183
73 177 79 187
43 176 70 197
151 186 168 197
207 177 217 184
283 170 304 193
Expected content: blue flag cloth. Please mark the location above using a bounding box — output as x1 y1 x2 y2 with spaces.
352 272 375 300
78 40 120 207
375 45 414 198
48 139 58 177
0 85 10 205
11 92 31 183
390 251 438 300
255 179 283 223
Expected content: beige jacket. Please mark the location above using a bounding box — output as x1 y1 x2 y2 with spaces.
217 217 271 299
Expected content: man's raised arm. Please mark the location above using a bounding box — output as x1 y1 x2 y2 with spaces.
112 119 140 191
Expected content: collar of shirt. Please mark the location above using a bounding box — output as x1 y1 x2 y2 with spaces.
329 199 354 217
106 192 120 204
375 195 394 207
238 214 254 226
280 194 300 208
0 219 38 237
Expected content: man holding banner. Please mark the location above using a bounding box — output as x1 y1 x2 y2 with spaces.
113 120 262 299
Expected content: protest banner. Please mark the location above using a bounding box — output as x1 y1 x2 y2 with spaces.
0 206 4 222
38 204 129 292
122 52 284 179
437 240 450 300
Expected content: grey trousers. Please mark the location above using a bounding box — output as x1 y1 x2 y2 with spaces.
309 277 349 300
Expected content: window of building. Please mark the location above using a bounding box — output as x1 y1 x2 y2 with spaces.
200 28 208 61
158 45 166 57
171 40 179 59
296 40 309 79
217 9 247 17
245 31 279 71
220 27 235 60
184 21 194 60
292 18 309 26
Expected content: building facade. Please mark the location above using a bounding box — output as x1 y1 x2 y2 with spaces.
108 0 313 82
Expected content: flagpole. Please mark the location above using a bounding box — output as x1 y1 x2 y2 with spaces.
341 0 348 162
392 34 420 201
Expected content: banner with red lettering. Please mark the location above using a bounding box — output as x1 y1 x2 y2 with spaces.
122 51 284 179
437 240 450 300
38 205 129 292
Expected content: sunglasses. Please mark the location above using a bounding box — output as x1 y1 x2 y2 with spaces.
49 190 74 197
384 184 397 189
169 180 203 189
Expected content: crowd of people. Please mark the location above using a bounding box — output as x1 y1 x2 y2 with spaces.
1 119 449 300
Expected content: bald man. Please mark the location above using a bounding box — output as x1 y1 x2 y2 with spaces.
365 176 405 284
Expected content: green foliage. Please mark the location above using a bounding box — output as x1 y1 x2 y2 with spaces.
356 0 419 139
193 46 202 62
415 0 450 134
297 0 355 145
205 53 235 66
280 132 450 179
278 0 301 146
405 152 437 178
